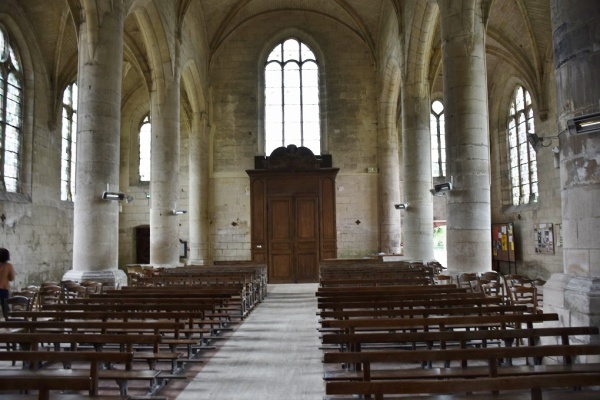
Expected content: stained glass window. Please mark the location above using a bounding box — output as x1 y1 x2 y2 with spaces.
0 25 22 193
507 86 538 205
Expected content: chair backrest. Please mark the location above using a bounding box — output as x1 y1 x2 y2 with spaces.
509 285 538 313
1 295 31 320
481 281 503 299
457 273 478 291
433 274 453 285
10 290 37 310
37 285 62 308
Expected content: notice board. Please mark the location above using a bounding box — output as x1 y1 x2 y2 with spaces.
492 222 516 272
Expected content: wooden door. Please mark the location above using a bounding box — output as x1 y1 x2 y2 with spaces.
247 167 338 284
294 196 319 282
268 197 294 282
267 196 319 283
135 225 150 264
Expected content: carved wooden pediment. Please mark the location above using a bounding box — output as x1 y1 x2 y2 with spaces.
264 144 321 170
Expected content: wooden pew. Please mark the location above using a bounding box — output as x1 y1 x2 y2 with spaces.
0 333 165 396
321 326 600 378
319 313 559 333
319 304 529 321
0 320 187 374
323 345 600 400
0 350 133 398
105 286 247 319
7 310 209 357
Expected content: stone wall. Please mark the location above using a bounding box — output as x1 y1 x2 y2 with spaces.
208 10 379 260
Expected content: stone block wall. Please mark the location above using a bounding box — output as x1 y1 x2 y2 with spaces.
208 10 379 260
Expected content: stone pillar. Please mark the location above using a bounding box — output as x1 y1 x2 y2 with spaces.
438 0 491 273
188 111 210 264
401 81 434 261
544 0 600 333
377 98 401 255
65 0 127 286
149 64 182 266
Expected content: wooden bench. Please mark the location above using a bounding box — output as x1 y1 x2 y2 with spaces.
319 313 559 334
0 350 133 398
321 326 600 376
318 296 506 315
6 311 209 358
0 320 187 374
104 287 247 319
319 304 529 321
316 285 466 296
323 344 600 400
0 333 170 396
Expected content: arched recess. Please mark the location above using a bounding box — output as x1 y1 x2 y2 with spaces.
256 28 328 156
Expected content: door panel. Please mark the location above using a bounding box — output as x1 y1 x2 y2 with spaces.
295 197 319 282
268 198 293 283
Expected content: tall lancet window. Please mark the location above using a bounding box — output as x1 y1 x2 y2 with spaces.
0 25 23 193
507 85 538 205
61 82 78 201
139 114 151 182
430 100 446 178
265 38 320 155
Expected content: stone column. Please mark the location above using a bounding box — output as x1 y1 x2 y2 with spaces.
149 59 182 266
401 81 434 261
438 0 491 273
377 102 401 255
64 0 127 286
188 111 210 264
544 0 600 332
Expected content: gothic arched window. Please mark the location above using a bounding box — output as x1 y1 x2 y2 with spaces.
507 86 538 205
139 114 151 182
61 82 77 201
264 38 320 155
0 25 23 193
430 100 446 178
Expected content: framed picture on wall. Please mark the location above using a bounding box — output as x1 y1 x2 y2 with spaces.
534 223 554 255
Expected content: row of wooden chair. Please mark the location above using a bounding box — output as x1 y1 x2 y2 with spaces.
433 272 544 314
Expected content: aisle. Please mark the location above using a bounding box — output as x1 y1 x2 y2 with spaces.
176 283 324 400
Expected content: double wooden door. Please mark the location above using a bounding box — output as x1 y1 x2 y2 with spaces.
268 195 319 282
247 168 338 283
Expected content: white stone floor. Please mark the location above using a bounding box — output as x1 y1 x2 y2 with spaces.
176 283 325 400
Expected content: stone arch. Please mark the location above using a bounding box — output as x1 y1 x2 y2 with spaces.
128 0 176 103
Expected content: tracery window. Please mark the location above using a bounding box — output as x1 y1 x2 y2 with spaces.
430 100 446 178
264 38 320 155
61 83 77 201
507 86 538 205
139 114 151 182
0 25 23 193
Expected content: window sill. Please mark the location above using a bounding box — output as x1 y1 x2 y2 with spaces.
0 191 31 203
502 201 540 215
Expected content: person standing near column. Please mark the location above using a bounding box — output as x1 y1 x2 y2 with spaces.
0 248 15 319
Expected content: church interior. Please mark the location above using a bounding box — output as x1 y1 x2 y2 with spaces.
0 0 599 398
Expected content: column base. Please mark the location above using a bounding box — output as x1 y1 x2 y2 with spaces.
543 273 600 345
62 269 128 288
